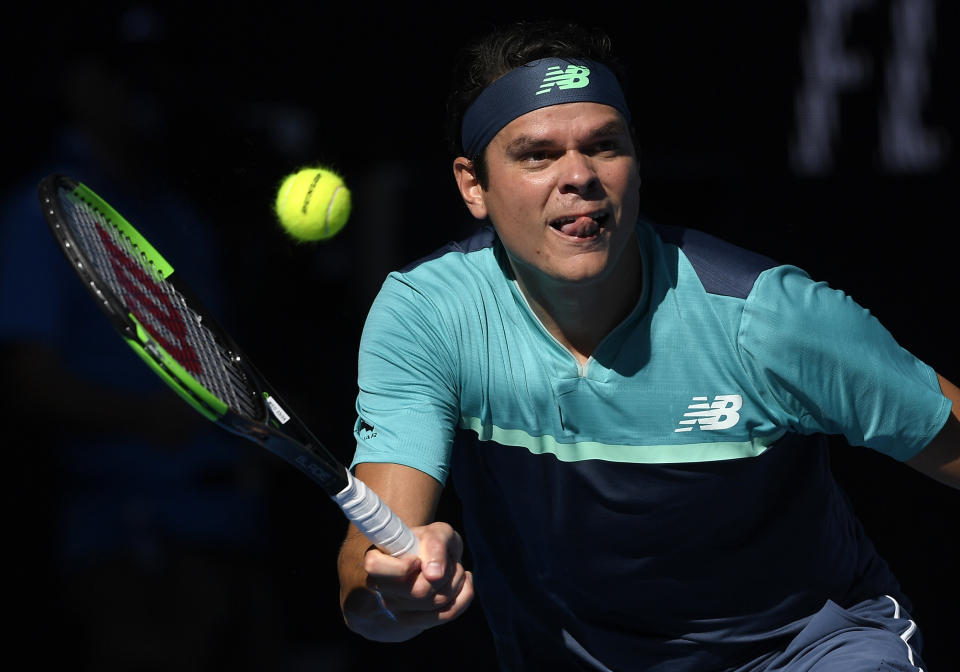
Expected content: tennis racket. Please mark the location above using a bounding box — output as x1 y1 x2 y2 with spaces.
37 173 418 558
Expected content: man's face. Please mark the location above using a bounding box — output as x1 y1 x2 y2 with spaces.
468 102 641 290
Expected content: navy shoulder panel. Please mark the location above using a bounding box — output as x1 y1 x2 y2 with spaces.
652 222 778 299
400 225 497 273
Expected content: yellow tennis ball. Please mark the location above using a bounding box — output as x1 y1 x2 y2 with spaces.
274 167 352 242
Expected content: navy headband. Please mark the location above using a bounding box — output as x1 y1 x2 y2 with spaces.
460 57 631 159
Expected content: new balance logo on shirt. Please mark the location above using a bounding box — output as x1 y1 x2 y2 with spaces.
675 395 743 432
537 64 591 94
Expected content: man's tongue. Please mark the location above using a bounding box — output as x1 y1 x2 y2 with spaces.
557 216 599 237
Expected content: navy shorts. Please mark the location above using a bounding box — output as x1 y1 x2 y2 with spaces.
744 595 926 672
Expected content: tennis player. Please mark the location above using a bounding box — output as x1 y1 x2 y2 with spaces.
337 19 960 671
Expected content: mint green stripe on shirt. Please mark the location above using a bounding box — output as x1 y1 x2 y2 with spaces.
460 417 781 464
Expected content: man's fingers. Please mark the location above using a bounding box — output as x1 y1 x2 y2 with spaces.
437 570 474 618
374 560 470 614
362 521 470 618
363 547 420 580
417 522 464 582
428 560 467 607
388 570 475 628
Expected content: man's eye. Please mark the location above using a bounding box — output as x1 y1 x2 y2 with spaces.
593 140 619 153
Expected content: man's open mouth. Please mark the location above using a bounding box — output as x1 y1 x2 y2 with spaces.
550 212 609 238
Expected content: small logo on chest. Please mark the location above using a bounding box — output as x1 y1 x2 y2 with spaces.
675 395 742 432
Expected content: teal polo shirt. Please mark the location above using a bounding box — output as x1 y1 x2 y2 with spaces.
350 219 949 670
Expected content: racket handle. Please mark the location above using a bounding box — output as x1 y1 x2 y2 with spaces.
333 470 420 558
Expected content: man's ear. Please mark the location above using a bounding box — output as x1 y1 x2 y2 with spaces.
453 157 488 220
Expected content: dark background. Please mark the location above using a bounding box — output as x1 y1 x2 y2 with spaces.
3 1 957 669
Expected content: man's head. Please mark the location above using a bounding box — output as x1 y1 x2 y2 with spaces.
448 20 642 299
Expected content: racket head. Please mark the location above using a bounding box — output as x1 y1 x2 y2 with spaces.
38 174 265 426
39 174 350 495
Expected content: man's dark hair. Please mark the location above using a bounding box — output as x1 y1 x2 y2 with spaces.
444 19 635 187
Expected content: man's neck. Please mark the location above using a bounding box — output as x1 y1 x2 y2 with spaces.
513 241 643 365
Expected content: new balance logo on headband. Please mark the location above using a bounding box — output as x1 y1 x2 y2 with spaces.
536 64 591 95
461 58 630 158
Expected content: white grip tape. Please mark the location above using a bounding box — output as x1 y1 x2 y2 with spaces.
333 471 419 558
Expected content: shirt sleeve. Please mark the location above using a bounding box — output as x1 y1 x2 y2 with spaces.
737 265 950 461
350 272 460 484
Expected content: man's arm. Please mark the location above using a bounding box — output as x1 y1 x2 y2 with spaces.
906 374 960 489
337 462 474 642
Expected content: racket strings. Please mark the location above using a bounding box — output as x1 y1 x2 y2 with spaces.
59 187 260 420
